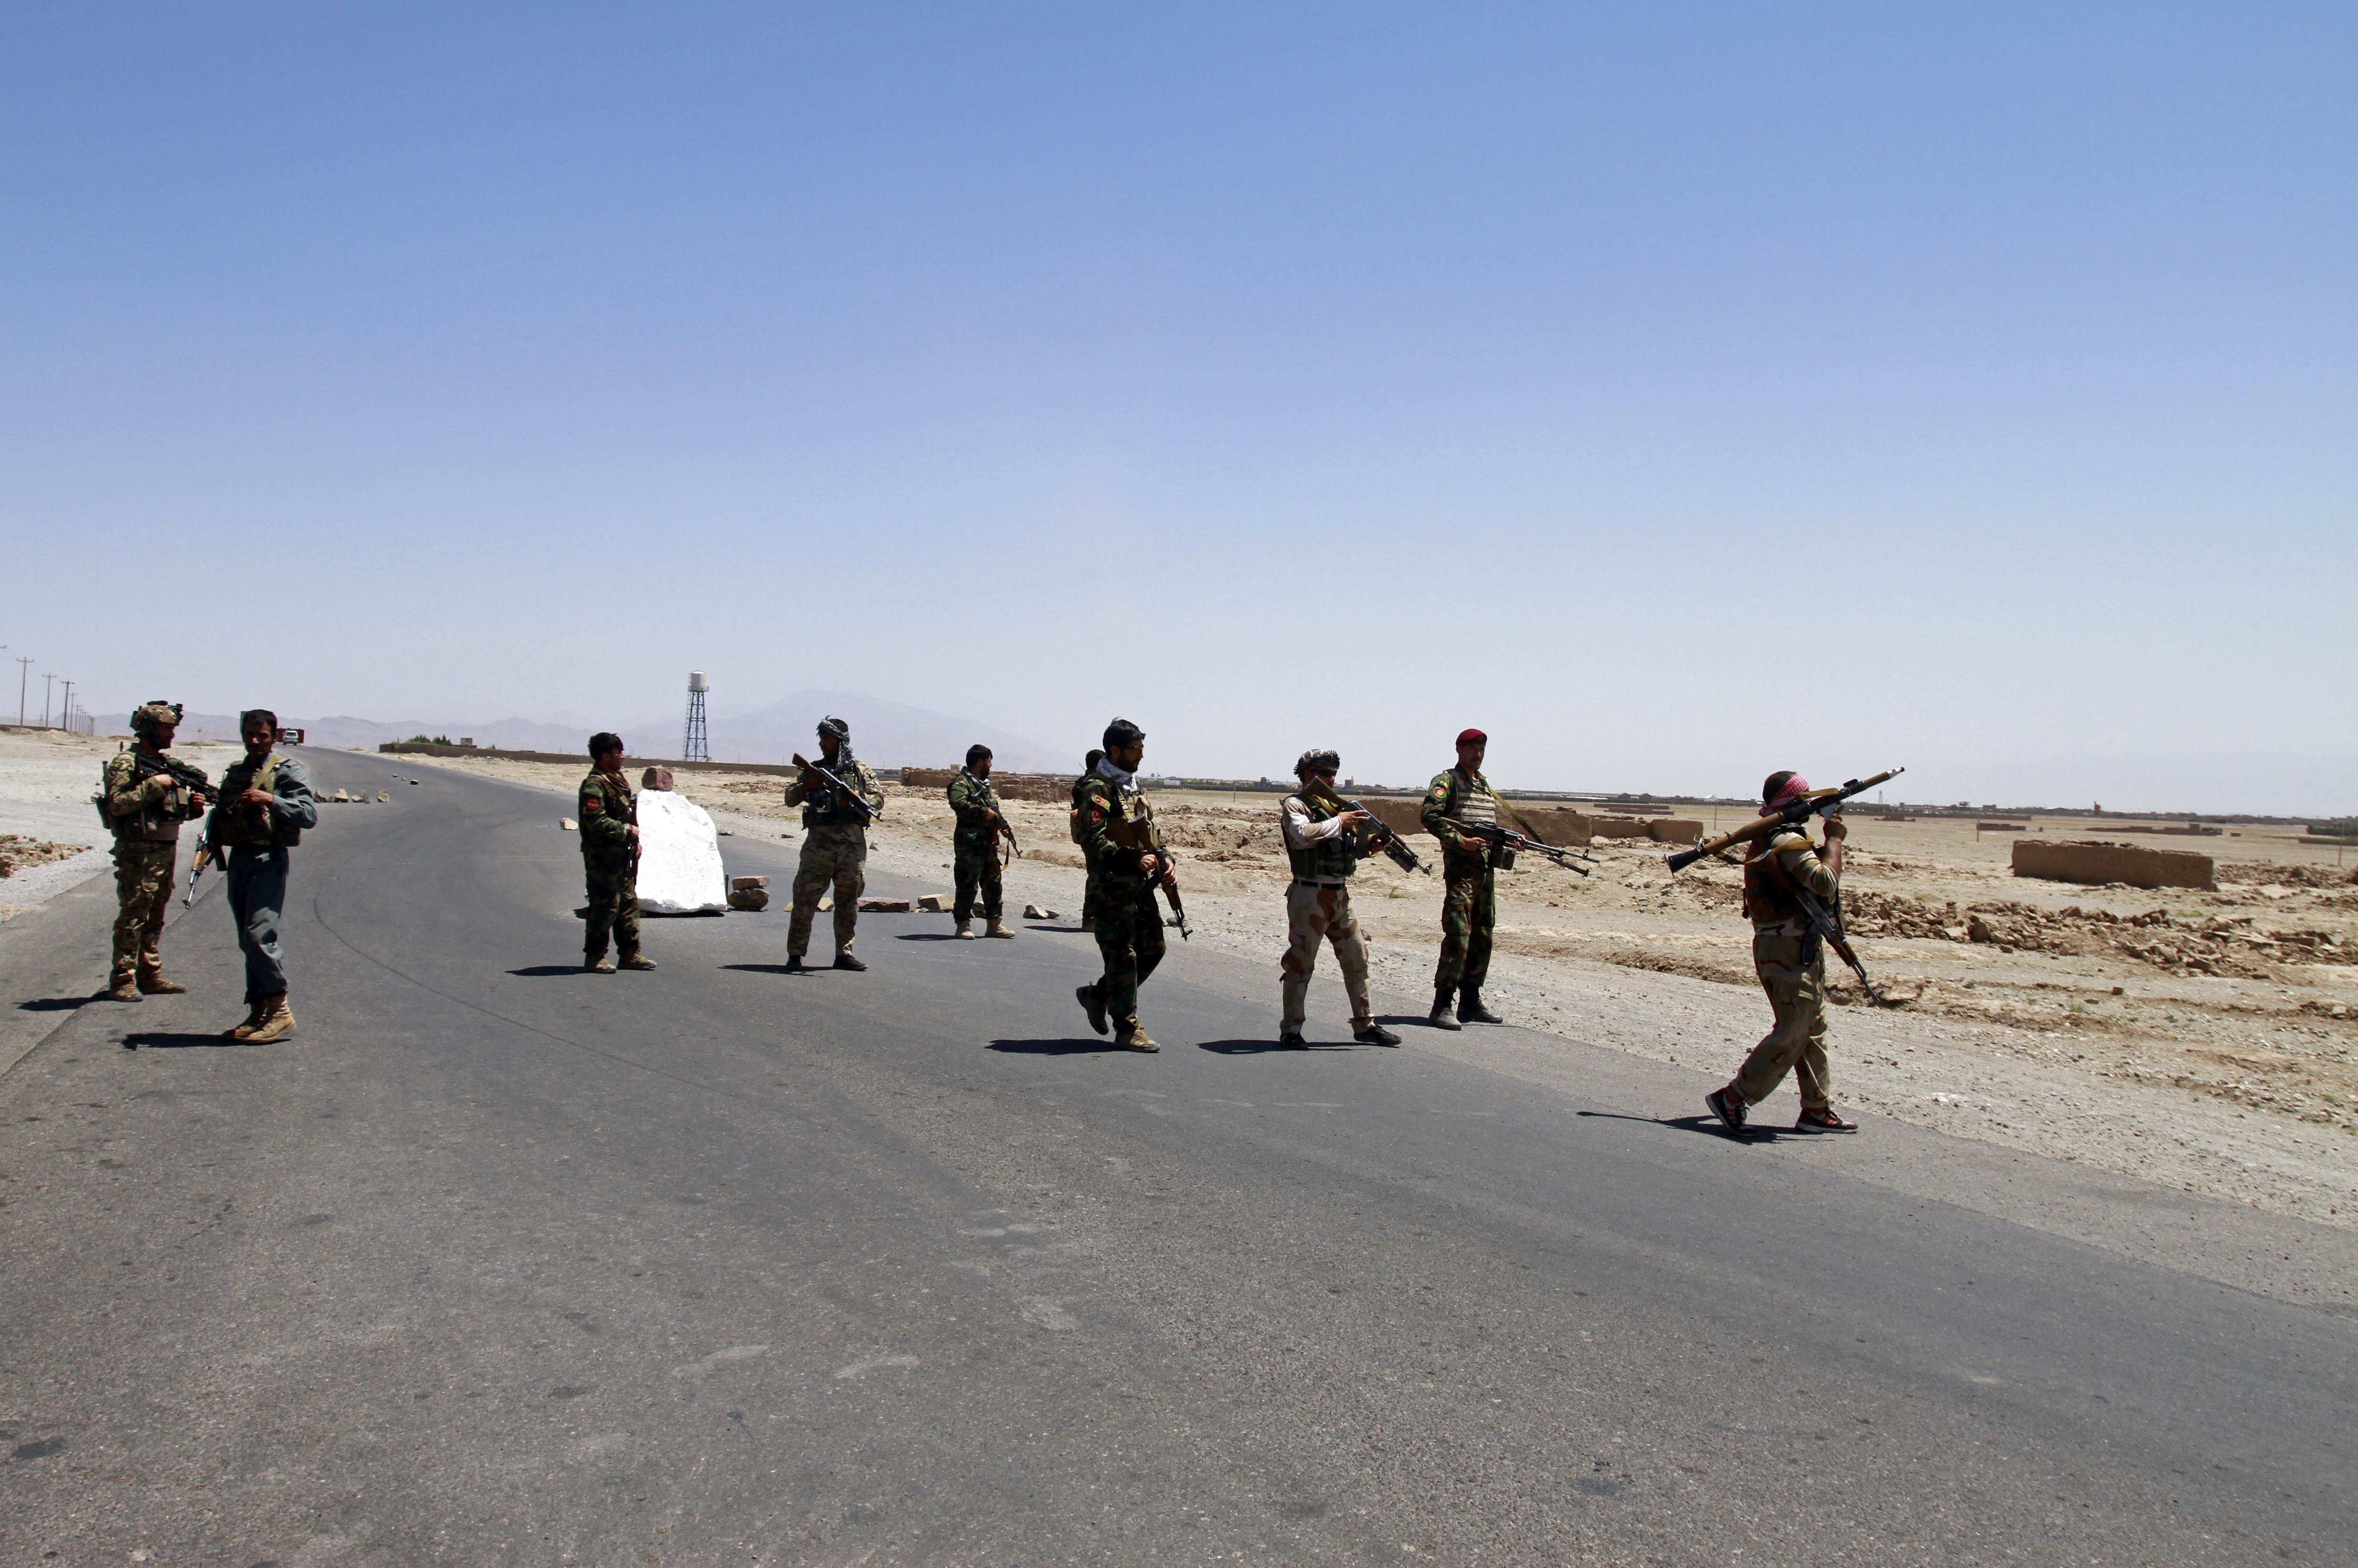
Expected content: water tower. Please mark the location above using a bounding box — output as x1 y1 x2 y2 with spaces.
683 671 710 762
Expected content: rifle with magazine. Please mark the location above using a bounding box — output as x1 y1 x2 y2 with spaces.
183 836 225 907
1665 767 1905 874
1435 818 1598 877
791 753 881 825
1789 882 1890 1006
1104 801 1190 939
1301 776 1429 876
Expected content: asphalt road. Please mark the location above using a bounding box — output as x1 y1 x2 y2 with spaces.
2 750 2350 1566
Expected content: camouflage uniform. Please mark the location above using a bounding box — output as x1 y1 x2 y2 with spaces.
1073 769 1167 1036
99 727 208 994
577 768 642 961
1731 826 1840 1110
1278 790 1374 1034
1070 770 1103 929
785 751 883 958
205 749 318 1003
947 767 1005 923
1420 765 1498 994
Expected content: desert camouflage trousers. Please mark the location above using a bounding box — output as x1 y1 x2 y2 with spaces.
1280 881 1371 1032
111 838 177 983
1086 883 1166 1031
791 825 866 957
953 837 1002 922
583 848 641 958
1733 932 1831 1109
1433 855 1495 992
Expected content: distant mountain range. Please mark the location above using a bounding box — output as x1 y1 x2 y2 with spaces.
95 689 1067 773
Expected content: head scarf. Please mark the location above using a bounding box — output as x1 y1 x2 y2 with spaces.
1765 773 1811 813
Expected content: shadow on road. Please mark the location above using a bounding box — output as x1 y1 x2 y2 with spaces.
720 963 804 977
507 965 588 978
121 1031 247 1051
988 1037 1128 1056
17 996 101 1013
894 933 959 942
1197 1037 1369 1055
1577 1108 1786 1143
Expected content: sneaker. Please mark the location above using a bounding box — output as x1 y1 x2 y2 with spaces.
1794 1106 1858 1133
1354 1024 1402 1046
1076 983 1108 1036
833 953 868 972
1705 1086 1749 1133
1278 1030 1307 1048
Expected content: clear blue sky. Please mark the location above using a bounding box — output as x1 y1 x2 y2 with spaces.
4 4 2350 812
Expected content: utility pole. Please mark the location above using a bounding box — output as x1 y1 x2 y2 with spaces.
14 656 29 726
41 673 55 728
60 680 74 737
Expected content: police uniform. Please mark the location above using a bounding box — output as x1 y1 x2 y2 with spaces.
98 702 209 1000
1277 764 1383 1043
207 743 318 1038
785 719 883 967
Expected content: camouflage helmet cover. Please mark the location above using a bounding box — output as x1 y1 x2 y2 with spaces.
1294 747 1340 778
131 700 183 738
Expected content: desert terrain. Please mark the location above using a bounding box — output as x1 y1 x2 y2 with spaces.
366 750 2358 1234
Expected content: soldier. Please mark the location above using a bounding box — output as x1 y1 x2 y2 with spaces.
1418 728 1506 1030
98 701 211 1001
578 732 657 974
947 744 1016 940
1072 719 1169 1052
1278 749 1401 1047
206 709 320 1041
1705 772 1859 1133
784 715 883 973
1072 748 1106 931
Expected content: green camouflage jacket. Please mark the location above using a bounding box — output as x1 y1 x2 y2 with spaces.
1074 774 1164 892
785 755 882 830
1418 767 1495 859
578 769 638 853
947 768 1002 849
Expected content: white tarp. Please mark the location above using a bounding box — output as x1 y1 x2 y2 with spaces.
635 790 728 914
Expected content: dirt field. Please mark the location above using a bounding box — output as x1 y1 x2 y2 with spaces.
382 753 2358 1231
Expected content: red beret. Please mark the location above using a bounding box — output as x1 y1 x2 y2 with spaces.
1456 728 1487 745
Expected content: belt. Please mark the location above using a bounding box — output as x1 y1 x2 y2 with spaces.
1294 878 1348 889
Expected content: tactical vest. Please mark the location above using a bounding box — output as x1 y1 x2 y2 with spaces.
1742 833 1812 925
800 758 868 829
215 755 302 848
1286 795 1358 880
98 752 197 841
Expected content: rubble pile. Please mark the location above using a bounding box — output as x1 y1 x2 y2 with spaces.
0 835 86 878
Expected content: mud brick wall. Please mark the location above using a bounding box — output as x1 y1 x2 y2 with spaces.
898 768 1069 804
2012 839 2215 891
1360 798 1593 846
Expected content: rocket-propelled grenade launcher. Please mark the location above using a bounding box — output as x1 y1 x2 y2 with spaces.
1664 768 1905 874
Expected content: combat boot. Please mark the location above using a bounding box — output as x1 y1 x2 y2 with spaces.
1456 986 1504 1025
1427 989 1461 1030
585 948 616 974
954 919 974 940
223 999 265 1040
617 946 657 971
984 918 1014 939
243 993 296 1043
106 963 140 1002
136 936 185 993
1115 1022 1160 1053
1076 982 1109 1036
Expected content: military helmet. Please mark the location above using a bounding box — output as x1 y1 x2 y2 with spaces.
1102 717 1145 752
131 700 183 738
1294 747 1340 778
817 715 851 741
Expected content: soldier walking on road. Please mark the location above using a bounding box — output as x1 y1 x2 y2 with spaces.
948 745 1016 940
785 716 883 973
1419 728 1506 1030
1278 749 1400 1047
1706 772 1860 1134
207 710 319 1040
579 732 656 975
98 701 211 1002
1073 720 1169 1052
1072 748 1106 932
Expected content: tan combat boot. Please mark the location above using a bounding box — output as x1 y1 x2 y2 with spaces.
106 965 140 1002
1115 1022 1160 1053
984 918 1014 939
137 936 186 993
617 946 657 971
954 919 974 940
243 992 296 1043
585 945 615 974
223 1000 265 1040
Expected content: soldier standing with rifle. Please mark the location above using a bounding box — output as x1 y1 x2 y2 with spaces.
948 744 1016 940
579 732 656 974
1419 728 1506 1030
1278 749 1400 1047
1073 719 1172 1052
207 709 319 1040
98 701 211 1001
1705 772 1860 1133
785 715 884 973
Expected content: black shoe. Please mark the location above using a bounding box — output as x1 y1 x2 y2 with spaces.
1706 1087 1749 1133
1354 1024 1402 1046
1794 1106 1858 1133
833 953 867 972
784 954 808 974
1076 983 1108 1036
1456 986 1504 1025
1278 1030 1307 1048
1427 992 1462 1030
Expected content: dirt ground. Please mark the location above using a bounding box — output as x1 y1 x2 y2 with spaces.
384 753 2358 1232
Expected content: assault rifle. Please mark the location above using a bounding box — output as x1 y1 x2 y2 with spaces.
995 812 1022 866
1301 777 1429 875
1664 767 1905 874
183 836 225 907
96 749 211 833
1792 884 1891 1007
1436 818 1598 877
791 753 881 825
1104 800 1189 939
